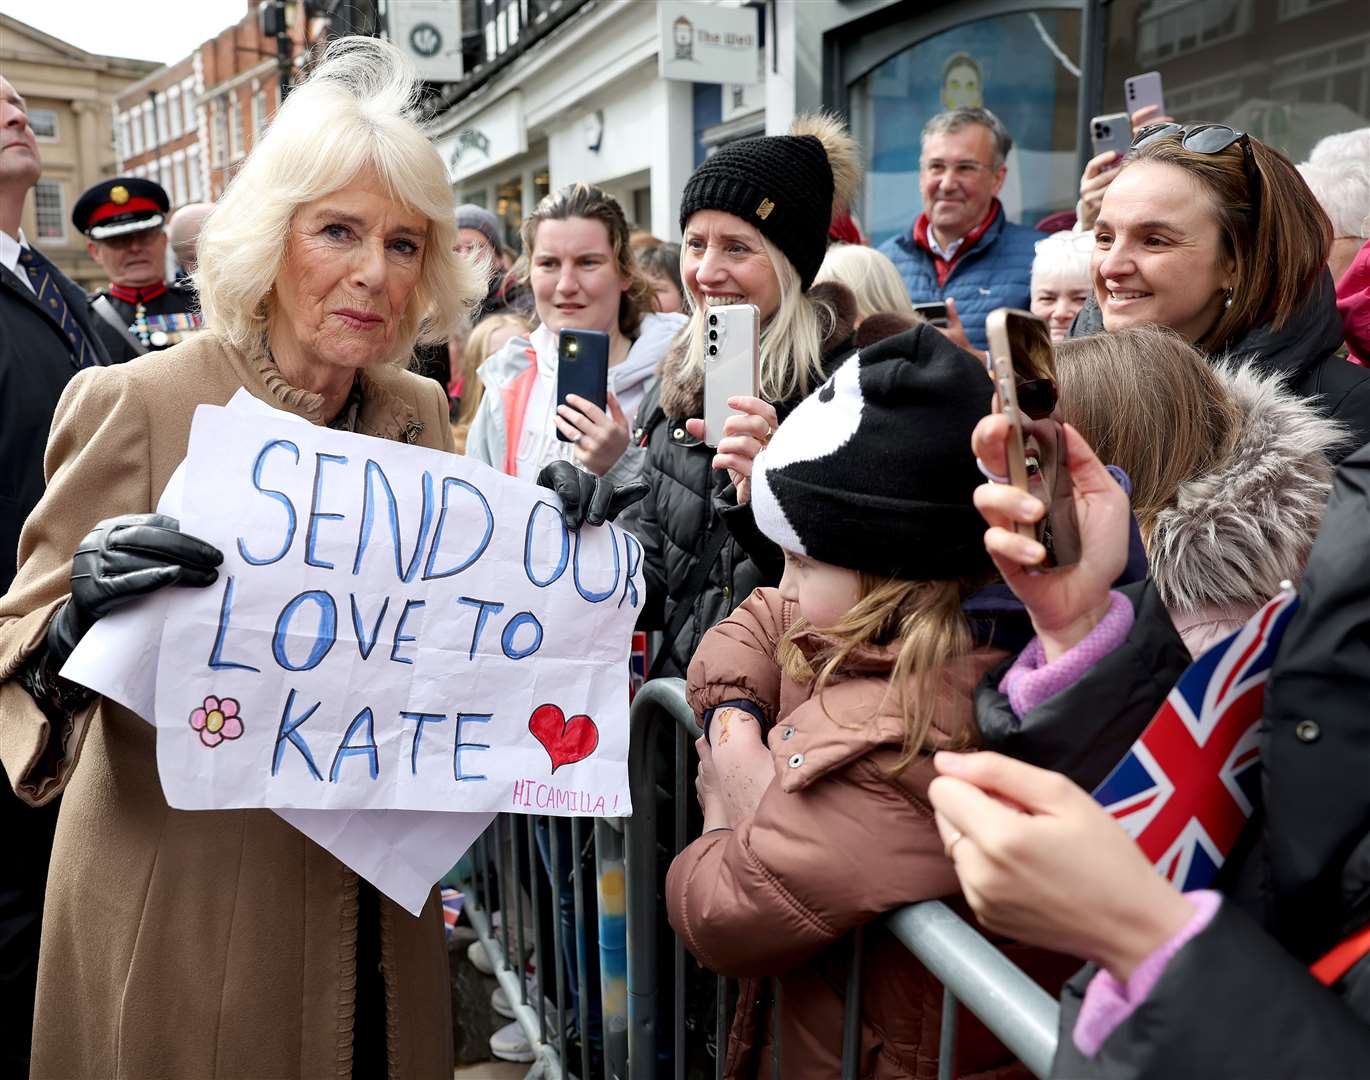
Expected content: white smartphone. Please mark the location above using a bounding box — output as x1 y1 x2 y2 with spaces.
1124 72 1165 120
703 304 760 447
1090 112 1133 158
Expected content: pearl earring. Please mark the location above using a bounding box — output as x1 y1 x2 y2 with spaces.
1224 287 1233 309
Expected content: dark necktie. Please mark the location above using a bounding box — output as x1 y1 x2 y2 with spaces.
17 246 98 369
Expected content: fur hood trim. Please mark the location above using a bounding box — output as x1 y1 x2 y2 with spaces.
657 281 857 420
1150 360 1352 614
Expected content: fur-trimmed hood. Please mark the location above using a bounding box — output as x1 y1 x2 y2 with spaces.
1150 360 1352 615
657 281 858 420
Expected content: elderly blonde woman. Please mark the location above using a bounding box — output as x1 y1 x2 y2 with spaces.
616 113 860 677
0 38 632 1080
814 241 915 326
1030 228 1094 341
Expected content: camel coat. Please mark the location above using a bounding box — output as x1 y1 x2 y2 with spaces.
0 334 456 1080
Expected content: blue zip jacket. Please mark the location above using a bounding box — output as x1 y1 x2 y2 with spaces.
878 203 1043 351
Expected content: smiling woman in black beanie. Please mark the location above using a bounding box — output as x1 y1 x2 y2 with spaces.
617 113 862 677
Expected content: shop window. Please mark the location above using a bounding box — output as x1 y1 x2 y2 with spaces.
849 9 1083 247
496 176 523 252
1103 0 1370 162
34 180 64 241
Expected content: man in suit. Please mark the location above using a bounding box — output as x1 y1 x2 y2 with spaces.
0 73 109 1077
75 176 202 363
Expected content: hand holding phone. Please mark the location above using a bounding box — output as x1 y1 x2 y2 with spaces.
913 301 950 328
983 308 1080 568
1090 113 1132 159
554 329 609 443
703 304 760 446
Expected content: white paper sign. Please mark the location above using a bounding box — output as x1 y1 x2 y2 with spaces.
62 391 498 914
152 405 641 818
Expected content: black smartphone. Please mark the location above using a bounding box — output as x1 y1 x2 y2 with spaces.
555 329 609 442
984 308 1081 569
913 301 950 328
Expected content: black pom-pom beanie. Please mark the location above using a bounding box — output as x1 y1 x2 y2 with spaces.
678 132 834 291
750 324 996 581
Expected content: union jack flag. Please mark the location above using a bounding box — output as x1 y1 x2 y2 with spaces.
1093 588 1301 891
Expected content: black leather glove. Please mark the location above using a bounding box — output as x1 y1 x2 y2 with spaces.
46 513 224 666
536 461 649 531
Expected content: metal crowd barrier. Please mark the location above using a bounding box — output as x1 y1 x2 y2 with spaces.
458 678 1061 1079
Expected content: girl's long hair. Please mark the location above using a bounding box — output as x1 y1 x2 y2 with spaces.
776 573 986 773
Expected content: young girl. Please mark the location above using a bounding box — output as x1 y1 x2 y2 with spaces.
665 323 1076 1079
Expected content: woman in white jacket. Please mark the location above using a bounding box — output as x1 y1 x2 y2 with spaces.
465 183 685 486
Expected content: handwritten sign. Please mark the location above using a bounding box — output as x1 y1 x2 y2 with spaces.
152 404 641 817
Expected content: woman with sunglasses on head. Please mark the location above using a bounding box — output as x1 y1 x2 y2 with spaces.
1071 122 1370 456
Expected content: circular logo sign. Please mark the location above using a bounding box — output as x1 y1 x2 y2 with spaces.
410 22 442 58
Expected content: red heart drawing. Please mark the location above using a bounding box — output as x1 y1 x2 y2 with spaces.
528 704 599 772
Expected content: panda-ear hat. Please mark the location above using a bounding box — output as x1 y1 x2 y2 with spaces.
750 323 996 581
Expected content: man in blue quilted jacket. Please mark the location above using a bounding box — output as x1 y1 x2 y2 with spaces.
878 108 1042 352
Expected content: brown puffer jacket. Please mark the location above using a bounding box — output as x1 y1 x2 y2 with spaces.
665 588 1077 1079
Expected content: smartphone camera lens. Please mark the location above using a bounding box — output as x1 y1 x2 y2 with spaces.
708 329 718 341
707 344 718 356
708 313 718 326
566 338 579 356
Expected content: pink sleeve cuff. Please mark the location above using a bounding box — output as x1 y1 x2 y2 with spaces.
998 591 1134 718
1072 890 1223 1057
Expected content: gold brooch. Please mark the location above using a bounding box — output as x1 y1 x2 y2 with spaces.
756 198 775 220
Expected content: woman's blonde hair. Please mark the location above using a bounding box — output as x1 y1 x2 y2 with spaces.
515 182 656 338
197 36 482 364
777 574 986 774
814 243 915 322
1055 325 1241 538
451 311 532 443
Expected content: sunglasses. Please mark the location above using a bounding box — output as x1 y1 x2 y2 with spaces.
1016 378 1058 421
1131 122 1261 220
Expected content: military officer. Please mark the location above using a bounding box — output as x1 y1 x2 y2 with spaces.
73 176 202 363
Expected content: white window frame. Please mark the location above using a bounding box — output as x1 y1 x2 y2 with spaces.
33 179 66 242
143 103 156 150
129 108 143 155
155 94 169 146
211 98 228 166
172 151 187 206
168 87 182 139
228 93 243 160
182 78 197 131
187 144 203 201
28 107 58 141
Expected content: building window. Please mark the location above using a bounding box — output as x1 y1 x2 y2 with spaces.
128 109 143 155
1135 0 1251 64
252 83 267 146
228 94 243 160
187 144 203 201
172 155 187 205
34 180 65 241
211 98 228 165
168 88 182 138
143 103 156 150
183 78 197 131
155 94 169 145
28 108 58 141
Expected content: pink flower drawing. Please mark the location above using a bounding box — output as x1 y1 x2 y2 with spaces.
188 695 244 748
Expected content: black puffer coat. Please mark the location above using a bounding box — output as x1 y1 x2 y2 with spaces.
1070 270 1370 457
617 284 856 676
976 441 1370 1077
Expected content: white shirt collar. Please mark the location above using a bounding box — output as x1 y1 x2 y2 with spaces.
0 227 35 294
926 228 965 261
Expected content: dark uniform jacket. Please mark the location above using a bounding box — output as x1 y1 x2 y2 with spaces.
88 279 200 365
976 443 1370 1077
616 284 857 677
1070 271 1370 459
0 246 108 1078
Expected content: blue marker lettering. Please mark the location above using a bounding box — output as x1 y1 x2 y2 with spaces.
456 596 505 660
272 688 323 780
572 520 621 603
238 439 299 565
423 477 494 579
271 590 338 671
353 460 435 584
401 710 447 775
389 599 425 665
329 706 379 782
453 712 492 782
619 526 642 610
304 452 349 569
500 611 544 660
208 575 260 672
524 500 569 587
349 594 390 661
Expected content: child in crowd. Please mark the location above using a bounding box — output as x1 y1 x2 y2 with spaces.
665 324 1074 1079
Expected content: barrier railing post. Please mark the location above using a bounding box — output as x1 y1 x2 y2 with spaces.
594 818 629 1079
